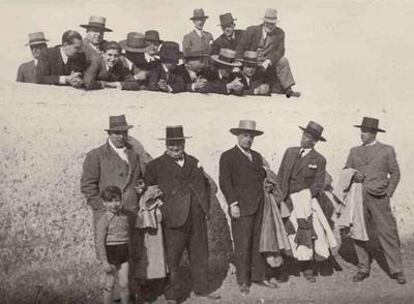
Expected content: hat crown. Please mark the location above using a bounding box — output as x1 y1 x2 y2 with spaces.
145 30 161 41
28 32 46 42
219 48 236 59
361 117 379 129
219 12 236 25
166 125 185 139
238 120 257 131
192 8 208 19
88 16 106 25
108 115 132 130
184 48 208 59
243 51 259 62
159 41 180 62
263 8 278 23
302 121 325 140
125 32 146 48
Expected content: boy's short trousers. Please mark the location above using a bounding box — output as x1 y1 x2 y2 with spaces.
106 243 129 265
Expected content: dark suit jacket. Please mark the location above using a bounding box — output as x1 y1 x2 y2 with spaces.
36 45 87 85
148 64 186 93
83 57 134 90
80 141 143 213
211 30 244 55
144 153 210 228
175 65 210 93
276 147 326 212
219 146 266 216
204 70 233 95
236 24 285 64
345 141 400 197
183 29 214 55
16 60 37 83
229 71 269 96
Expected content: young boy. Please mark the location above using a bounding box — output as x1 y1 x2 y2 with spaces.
96 186 130 304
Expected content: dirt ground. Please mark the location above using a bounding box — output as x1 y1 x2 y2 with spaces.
1 0 414 303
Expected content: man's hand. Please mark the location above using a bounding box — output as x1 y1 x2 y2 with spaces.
230 204 241 219
134 70 148 81
193 77 207 90
158 79 169 91
353 171 365 183
260 59 272 71
103 262 115 273
257 84 270 95
227 77 244 93
330 246 339 257
66 72 83 88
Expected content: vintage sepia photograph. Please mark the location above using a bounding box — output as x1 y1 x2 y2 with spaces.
1 0 413 303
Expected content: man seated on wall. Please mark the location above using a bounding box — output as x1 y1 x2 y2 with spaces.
148 41 186 93
83 41 137 90
36 30 86 88
237 51 271 96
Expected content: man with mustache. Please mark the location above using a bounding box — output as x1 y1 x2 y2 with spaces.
80 16 112 63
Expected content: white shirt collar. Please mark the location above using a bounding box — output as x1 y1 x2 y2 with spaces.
262 26 268 39
299 147 312 157
186 67 197 81
123 56 133 70
236 144 253 161
145 52 155 62
108 138 129 163
226 33 235 40
176 158 185 167
364 140 377 147
60 47 69 64
194 28 203 37
34 59 38 66
162 63 169 73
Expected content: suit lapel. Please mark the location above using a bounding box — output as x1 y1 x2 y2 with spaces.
285 147 301 177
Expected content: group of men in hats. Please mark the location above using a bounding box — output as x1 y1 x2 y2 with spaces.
17 8 301 98
81 114 405 303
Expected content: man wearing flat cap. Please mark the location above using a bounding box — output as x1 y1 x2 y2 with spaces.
80 16 112 63
17 32 48 83
344 117 406 284
236 8 300 98
183 9 214 63
211 13 244 55
275 121 337 283
219 120 277 296
144 126 220 303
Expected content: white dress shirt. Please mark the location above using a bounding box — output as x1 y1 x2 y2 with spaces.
58 47 69 85
109 138 129 163
299 147 312 158
237 144 253 162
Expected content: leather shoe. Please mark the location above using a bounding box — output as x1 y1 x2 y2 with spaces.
255 279 278 288
286 88 301 98
352 271 369 282
239 283 250 296
392 272 407 285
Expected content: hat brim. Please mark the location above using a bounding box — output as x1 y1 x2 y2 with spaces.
80 24 113 32
157 136 192 140
217 18 237 26
241 59 259 65
262 18 277 24
353 125 386 133
299 126 326 142
25 40 49 46
230 128 263 136
146 39 163 44
105 125 133 132
190 16 209 20
211 55 242 67
119 40 150 53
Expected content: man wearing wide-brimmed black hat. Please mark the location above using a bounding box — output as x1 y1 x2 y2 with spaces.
211 13 244 55
275 121 337 283
144 126 220 303
80 16 112 63
175 49 211 92
148 41 185 93
183 9 214 60
344 117 406 285
17 32 49 83
219 120 277 295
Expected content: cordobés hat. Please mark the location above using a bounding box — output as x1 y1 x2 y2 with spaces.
119 32 150 53
299 121 326 142
145 30 163 43
230 120 263 137
263 8 278 24
25 32 49 46
158 125 192 140
211 48 242 67
80 16 112 32
354 117 385 133
218 13 237 26
105 115 133 132
241 51 260 65
190 8 209 20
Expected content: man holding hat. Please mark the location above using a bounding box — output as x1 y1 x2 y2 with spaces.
344 117 406 284
275 121 336 283
208 48 244 95
80 16 112 63
211 13 244 55
236 8 300 98
238 51 270 96
183 9 214 61
219 120 277 295
36 30 86 87
17 32 48 83
144 126 219 303
148 41 185 93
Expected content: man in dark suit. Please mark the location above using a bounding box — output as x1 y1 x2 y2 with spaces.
144 126 220 304
275 121 329 282
238 51 270 96
183 9 214 59
148 41 185 93
36 30 86 87
175 49 210 93
219 120 277 296
80 16 112 63
211 13 244 55
16 32 48 83
236 8 300 98
344 117 406 284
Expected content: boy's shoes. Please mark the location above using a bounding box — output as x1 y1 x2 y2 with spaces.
391 272 407 284
352 271 369 282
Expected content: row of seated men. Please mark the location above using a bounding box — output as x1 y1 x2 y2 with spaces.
16 9 301 97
